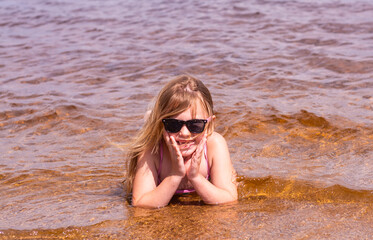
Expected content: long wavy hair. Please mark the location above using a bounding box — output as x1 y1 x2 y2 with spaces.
125 75 215 193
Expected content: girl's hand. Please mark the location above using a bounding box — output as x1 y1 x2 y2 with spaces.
186 133 207 180
163 131 186 177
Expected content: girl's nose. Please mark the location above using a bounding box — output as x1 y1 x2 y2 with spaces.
178 124 191 136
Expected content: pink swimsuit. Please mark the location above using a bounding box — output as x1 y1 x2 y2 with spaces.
157 142 210 194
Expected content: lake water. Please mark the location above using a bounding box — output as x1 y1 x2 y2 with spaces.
1 0 372 239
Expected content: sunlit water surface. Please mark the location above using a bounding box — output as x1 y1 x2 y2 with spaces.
1 0 372 239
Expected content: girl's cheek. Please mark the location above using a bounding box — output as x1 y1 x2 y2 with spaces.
166 132 177 139
193 134 204 143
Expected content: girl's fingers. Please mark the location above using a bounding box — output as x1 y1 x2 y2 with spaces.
163 132 178 155
170 136 182 159
163 131 171 147
169 135 178 149
194 134 207 159
167 134 184 166
188 134 207 177
163 132 185 176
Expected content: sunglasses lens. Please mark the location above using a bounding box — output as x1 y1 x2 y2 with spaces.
163 119 182 133
187 120 206 133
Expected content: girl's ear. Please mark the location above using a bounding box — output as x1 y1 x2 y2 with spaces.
211 115 216 121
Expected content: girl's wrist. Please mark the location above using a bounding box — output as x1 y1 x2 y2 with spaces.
169 174 184 182
170 167 186 178
160 174 184 192
188 173 203 185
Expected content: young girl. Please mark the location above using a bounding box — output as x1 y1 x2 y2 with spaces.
126 75 237 208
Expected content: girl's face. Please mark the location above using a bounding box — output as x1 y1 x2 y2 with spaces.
164 101 209 158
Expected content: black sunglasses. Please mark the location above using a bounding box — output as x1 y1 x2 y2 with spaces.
162 117 210 133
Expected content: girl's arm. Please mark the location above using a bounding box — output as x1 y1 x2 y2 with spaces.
189 132 238 204
132 133 187 208
131 149 183 208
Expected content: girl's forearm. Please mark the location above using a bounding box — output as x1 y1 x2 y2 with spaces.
189 175 237 205
132 175 183 208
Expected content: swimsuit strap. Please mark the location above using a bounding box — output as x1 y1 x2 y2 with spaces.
205 145 210 178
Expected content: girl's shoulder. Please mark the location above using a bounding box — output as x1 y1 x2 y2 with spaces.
206 132 231 169
138 145 160 166
207 131 227 145
206 131 228 154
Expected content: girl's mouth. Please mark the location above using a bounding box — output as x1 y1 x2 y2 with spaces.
177 140 195 148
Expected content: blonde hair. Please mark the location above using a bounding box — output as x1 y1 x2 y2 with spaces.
125 75 214 193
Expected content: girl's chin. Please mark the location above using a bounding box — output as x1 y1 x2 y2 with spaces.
179 146 197 158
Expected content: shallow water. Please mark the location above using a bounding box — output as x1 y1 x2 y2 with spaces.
1 0 373 239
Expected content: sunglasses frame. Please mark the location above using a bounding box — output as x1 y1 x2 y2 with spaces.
162 117 211 134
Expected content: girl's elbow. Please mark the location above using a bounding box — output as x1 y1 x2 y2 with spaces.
224 188 238 203
232 189 238 201
204 191 238 205
204 198 237 205
132 198 167 209
131 199 141 207
131 196 146 208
